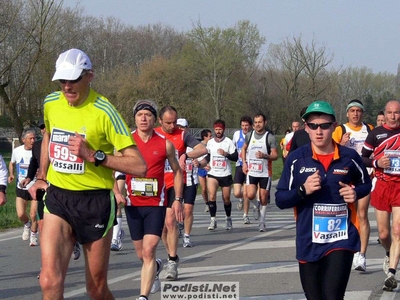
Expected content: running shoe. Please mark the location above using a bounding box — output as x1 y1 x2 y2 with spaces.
71 242 81 260
354 254 366 272
208 219 217 230
383 255 390 274
225 217 232 230
253 201 260 220
165 259 178 280
204 205 209 212
22 225 30 241
30 233 38 246
136 297 148 300
110 239 123 251
150 258 163 294
352 252 359 268
237 199 243 211
243 216 250 224
383 272 398 291
183 236 193 248
259 223 266 232
111 228 125 251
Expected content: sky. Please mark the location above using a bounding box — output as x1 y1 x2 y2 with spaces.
65 0 400 74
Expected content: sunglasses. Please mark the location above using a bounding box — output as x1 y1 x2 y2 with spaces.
306 122 334 130
59 72 88 84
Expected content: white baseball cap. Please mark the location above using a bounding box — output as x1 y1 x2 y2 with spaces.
52 48 92 81
177 118 188 127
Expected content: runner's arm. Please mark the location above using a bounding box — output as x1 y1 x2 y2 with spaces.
167 140 183 222
241 142 249 174
7 160 15 183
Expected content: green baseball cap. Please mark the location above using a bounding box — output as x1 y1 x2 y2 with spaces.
302 100 336 121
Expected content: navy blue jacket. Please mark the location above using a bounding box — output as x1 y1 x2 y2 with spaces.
275 142 372 262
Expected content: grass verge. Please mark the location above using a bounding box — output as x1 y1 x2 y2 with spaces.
0 151 20 230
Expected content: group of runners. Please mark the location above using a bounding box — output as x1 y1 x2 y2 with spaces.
4 48 278 300
3 47 400 299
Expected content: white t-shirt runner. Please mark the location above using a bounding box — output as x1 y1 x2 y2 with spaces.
11 145 33 190
207 136 236 177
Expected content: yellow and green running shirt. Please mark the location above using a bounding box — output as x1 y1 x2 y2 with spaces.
43 89 135 191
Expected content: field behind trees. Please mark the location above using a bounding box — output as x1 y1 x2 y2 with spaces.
1 0 399 140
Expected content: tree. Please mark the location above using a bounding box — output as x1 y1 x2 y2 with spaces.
264 36 334 130
294 37 333 100
182 20 265 121
265 39 306 118
333 67 397 124
0 0 75 138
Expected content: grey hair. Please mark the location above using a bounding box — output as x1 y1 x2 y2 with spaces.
21 128 36 139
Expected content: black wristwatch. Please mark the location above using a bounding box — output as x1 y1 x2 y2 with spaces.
94 150 107 167
297 184 306 199
175 197 184 203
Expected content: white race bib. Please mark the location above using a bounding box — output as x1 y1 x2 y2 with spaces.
212 156 227 170
312 203 348 244
49 128 85 174
131 178 158 197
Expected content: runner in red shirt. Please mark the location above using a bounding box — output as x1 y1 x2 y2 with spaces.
125 99 183 299
155 106 207 281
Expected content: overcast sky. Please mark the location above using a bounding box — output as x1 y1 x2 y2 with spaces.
65 0 400 74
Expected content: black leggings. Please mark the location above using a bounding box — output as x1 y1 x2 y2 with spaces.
299 250 354 300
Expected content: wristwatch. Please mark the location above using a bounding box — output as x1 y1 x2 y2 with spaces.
175 197 184 203
94 150 107 167
297 184 306 198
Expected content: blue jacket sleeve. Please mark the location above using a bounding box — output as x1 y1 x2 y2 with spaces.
351 154 372 200
275 158 304 209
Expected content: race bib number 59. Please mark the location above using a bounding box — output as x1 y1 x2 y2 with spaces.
49 128 85 174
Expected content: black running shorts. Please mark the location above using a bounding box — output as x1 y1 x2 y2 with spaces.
246 176 271 190
207 174 233 187
125 206 167 240
233 166 246 184
166 185 187 208
44 185 116 244
16 188 33 201
184 184 197 205
36 189 46 220
166 187 175 208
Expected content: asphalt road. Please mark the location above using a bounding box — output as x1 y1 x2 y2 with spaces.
1 180 399 299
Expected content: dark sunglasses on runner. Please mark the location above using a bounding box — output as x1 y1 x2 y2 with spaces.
306 122 334 130
59 71 88 84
